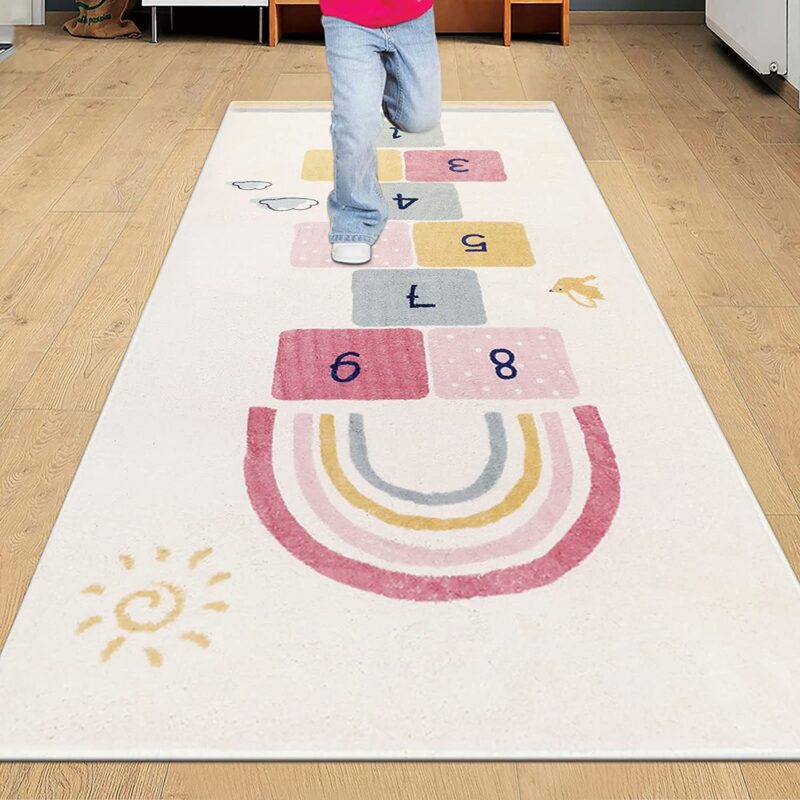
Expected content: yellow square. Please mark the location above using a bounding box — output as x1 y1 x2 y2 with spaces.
413 222 535 267
301 149 403 182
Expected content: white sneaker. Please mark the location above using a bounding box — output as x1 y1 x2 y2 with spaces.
331 242 372 265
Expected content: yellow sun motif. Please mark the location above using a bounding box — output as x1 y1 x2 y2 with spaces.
75 547 231 668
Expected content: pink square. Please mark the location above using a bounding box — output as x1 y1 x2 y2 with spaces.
404 150 507 182
272 329 429 400
427 328 579 400
291 222 414 268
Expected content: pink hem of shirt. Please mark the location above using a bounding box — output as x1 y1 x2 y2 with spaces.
320 0 434 28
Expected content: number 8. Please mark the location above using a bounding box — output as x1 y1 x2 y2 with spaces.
489 348 517 380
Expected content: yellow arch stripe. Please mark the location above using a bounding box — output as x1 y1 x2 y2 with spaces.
319 414 542 531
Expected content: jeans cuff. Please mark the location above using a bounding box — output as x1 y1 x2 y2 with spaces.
328 233 379 245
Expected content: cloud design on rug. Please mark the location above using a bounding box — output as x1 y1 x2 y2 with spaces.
259 197 319 212
232 180 273 191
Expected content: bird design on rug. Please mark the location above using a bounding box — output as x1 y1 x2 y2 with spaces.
550 276 605 308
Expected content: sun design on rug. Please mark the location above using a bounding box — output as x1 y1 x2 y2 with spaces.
75 547 231 667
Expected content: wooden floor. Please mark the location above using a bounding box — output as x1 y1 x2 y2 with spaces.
1 20 800 800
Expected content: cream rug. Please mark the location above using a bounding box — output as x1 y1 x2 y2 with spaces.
1 102 799 759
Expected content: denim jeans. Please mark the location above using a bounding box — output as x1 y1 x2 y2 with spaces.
322 8 441 244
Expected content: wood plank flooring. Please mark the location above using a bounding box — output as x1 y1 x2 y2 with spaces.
1 21 799 800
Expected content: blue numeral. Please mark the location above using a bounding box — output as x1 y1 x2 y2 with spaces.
406 284 436 309
393 193 418 210
490 348 517 380
462 233 487 253
330 351 361 383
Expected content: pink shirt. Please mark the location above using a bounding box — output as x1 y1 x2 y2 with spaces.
320 0 433 28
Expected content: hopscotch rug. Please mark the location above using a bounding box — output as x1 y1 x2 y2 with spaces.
1 101 800 759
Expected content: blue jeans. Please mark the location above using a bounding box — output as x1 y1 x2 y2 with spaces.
322 8 441 244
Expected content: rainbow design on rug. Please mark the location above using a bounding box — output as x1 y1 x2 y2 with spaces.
243 116 621 601
244 405 619 601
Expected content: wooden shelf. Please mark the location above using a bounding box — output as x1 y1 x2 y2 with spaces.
505 0 568 45
268 0 570 46
269 0 315 46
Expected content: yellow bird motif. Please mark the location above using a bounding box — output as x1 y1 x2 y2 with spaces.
550 275 605 309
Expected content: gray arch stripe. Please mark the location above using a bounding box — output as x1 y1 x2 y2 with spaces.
348 413 508 507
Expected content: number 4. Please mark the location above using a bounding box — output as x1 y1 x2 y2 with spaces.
393 193 418 211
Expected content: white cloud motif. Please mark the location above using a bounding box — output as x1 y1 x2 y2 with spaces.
232 180 272 191
258 197 319 212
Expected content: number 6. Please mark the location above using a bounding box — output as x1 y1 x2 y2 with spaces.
330 351 362 383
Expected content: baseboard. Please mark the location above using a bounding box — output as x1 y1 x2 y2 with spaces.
45 11 73 24
762 73 800 114
47 7 703 29
571 10 704 25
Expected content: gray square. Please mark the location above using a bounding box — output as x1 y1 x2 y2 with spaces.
352 269 487 328
382 183 463 221
376 123 445 148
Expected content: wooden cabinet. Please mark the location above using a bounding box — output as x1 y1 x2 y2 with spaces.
504 0 568 45
270 0 570 44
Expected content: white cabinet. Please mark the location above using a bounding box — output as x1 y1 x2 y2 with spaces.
706 0 788 75
0 0 44 25
0 26 13 65
141 0 268 44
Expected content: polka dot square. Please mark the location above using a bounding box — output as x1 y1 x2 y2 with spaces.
291 222 414 268
427 327 579 400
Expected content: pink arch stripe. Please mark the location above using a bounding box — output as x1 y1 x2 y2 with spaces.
293 412 573 568
244 406 620 601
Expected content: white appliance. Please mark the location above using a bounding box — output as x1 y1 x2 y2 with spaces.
706 0 788 75
0 0 45 25
142 0 267 44
0 27 13 65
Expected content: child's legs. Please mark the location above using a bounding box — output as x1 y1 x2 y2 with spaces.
382 8 441 134
322 15 388 244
